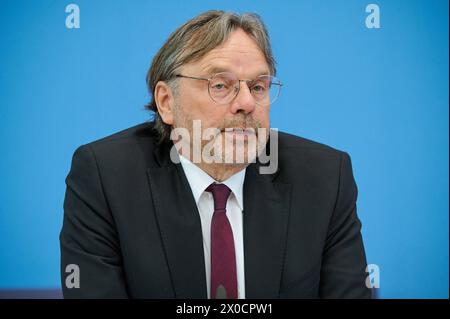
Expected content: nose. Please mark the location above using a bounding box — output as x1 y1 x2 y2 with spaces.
229 81 256 115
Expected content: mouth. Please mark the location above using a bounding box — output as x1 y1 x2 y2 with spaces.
221 127 256 134
220 128 257 142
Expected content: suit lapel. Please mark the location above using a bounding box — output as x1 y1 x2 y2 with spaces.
243 163 292 298
147 143 207 298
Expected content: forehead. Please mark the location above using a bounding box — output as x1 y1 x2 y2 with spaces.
185 29 270 77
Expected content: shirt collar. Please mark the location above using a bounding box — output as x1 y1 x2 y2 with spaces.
179 155 246 211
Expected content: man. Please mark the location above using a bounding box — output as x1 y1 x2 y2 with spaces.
60 10 371 299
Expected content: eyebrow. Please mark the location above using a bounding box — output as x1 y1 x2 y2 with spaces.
202 65 271 78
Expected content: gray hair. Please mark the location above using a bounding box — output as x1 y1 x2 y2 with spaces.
145 10 276 143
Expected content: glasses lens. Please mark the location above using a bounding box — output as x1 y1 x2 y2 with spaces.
250 75 281 106
209 73 238 104
208 73 282 105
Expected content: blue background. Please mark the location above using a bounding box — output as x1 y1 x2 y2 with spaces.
0 0 448 298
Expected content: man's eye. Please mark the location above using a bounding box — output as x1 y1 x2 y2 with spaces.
252 85 266 93
212 83 227 90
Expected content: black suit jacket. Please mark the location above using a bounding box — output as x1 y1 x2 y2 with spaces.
60 122 371 298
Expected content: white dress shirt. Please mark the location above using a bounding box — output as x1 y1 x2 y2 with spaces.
179 155 246 299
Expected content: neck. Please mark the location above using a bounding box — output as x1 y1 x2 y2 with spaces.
195 162 248 182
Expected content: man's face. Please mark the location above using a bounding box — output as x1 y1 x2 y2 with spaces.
172 28 271 165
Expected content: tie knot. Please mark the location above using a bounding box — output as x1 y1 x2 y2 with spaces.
206 183 231 212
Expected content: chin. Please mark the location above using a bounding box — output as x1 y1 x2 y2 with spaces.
220 144 257 165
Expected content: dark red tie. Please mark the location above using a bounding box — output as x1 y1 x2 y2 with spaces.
206 183 238 299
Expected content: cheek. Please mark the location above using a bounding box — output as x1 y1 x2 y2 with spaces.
179 85 216 119
254 107 270 127
177 101 227 131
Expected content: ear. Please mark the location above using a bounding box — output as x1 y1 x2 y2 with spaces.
154 81 176 125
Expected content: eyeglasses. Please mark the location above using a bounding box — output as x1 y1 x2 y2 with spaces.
175 72 282 106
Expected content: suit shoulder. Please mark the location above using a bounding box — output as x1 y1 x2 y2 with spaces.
72 122 158 165
274 131 354 185
88 122 156 147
